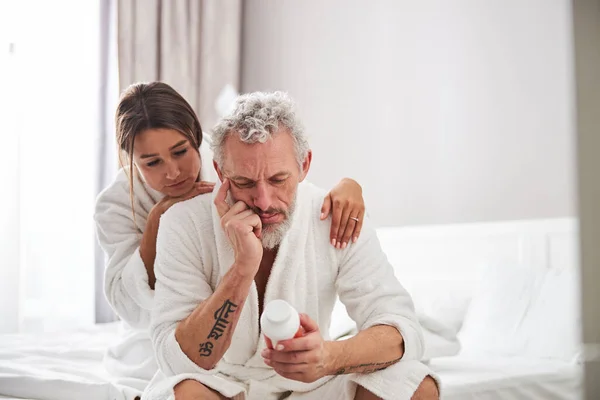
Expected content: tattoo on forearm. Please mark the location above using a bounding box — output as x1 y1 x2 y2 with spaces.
335 356 402 375
199 341 214 357
198 299 239 357
208 299 238 340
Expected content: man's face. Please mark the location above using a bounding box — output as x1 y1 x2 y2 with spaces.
214 128 312 248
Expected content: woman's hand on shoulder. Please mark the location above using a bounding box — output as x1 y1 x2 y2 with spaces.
320 178 365 249
152 181 215 217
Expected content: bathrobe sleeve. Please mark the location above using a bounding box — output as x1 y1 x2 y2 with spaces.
94 171 154 329
335 219 425 361
150 196 217 376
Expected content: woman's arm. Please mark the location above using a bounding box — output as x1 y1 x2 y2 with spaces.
95 177 213 327
95 190 155 328
320 178 365 249
139 181 215 289
138 208 161 289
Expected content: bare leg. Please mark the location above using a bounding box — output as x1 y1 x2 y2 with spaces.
410 376 439 400
354 385 381 400
174 379 230 400
353 375 439 400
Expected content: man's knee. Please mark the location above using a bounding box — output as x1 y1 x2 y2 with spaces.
354 384 381 400
411 375 439 400
173 379 230 400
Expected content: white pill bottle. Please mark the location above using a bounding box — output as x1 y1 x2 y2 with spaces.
260 299 304 349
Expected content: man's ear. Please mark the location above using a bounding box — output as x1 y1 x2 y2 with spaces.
298 150 312 182
213 160 224 182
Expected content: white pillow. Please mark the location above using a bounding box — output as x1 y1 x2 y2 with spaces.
419 313 461 361
458 263 581 362
410 283 472 335
517 267 582 362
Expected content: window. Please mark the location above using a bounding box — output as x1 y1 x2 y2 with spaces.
0 0 101 333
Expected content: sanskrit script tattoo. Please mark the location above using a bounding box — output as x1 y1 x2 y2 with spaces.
335 356 403 375
208 299 238 340
199 341 214 357
198 299 238 357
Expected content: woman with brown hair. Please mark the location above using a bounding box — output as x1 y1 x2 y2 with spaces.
94 82 366 396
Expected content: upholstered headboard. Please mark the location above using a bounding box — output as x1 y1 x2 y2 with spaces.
378 217 578 276
375 217 580 338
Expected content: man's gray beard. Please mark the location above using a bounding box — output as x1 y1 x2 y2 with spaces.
226 192 297 250
260 194 296 249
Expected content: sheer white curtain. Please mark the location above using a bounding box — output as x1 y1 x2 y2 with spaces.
0 0 101 333
96 0 120 323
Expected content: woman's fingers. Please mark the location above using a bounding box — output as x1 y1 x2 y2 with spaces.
335 204 352 249
193 184 215 195
339 209 357 248
352 209 364 243
333 204 366 247
320 194 332 220
197 180 216 187
329 201 343 247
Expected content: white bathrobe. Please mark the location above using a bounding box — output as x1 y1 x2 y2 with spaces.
94 143 216 398
145 180 432 400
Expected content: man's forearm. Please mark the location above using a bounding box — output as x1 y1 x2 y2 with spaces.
325 325 405 375
174 265 254 370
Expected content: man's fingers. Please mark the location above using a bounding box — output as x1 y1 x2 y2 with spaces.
225 212 261 238
213 179 231 217
222 205 253 233
276 334 318 352
264 348 311 364
268 360 309 373
242 213 262 238
298 313 319 334
228 200 249 215
271 369 306 382
228 209 255 223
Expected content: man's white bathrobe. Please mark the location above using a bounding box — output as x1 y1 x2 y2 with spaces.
145 180 435 400
94 144 216 398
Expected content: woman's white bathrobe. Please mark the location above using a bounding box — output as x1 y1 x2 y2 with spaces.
145 180 433 400
94 144 216 398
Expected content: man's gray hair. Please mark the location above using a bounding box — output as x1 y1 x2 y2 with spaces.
211 91 309 168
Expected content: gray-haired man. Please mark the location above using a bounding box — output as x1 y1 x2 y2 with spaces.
145 92 440 400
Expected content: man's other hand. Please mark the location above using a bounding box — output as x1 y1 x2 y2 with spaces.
261 313 332 383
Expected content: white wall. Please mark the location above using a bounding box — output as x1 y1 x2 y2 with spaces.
242 0 577 226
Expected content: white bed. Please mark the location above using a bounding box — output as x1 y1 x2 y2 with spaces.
0 322 582 400
377 217 584 400
0 218 585 399
0 322 122 400
430 356 582 400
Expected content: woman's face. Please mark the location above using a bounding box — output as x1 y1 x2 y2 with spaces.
132 128 201 197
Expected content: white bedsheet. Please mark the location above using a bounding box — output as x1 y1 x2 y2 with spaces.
0 322 133 400
430 356 583 400
0 324 585 400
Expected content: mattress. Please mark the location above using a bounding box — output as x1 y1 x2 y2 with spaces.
0 324 584 400
0 322 124 400
430 355 583 400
